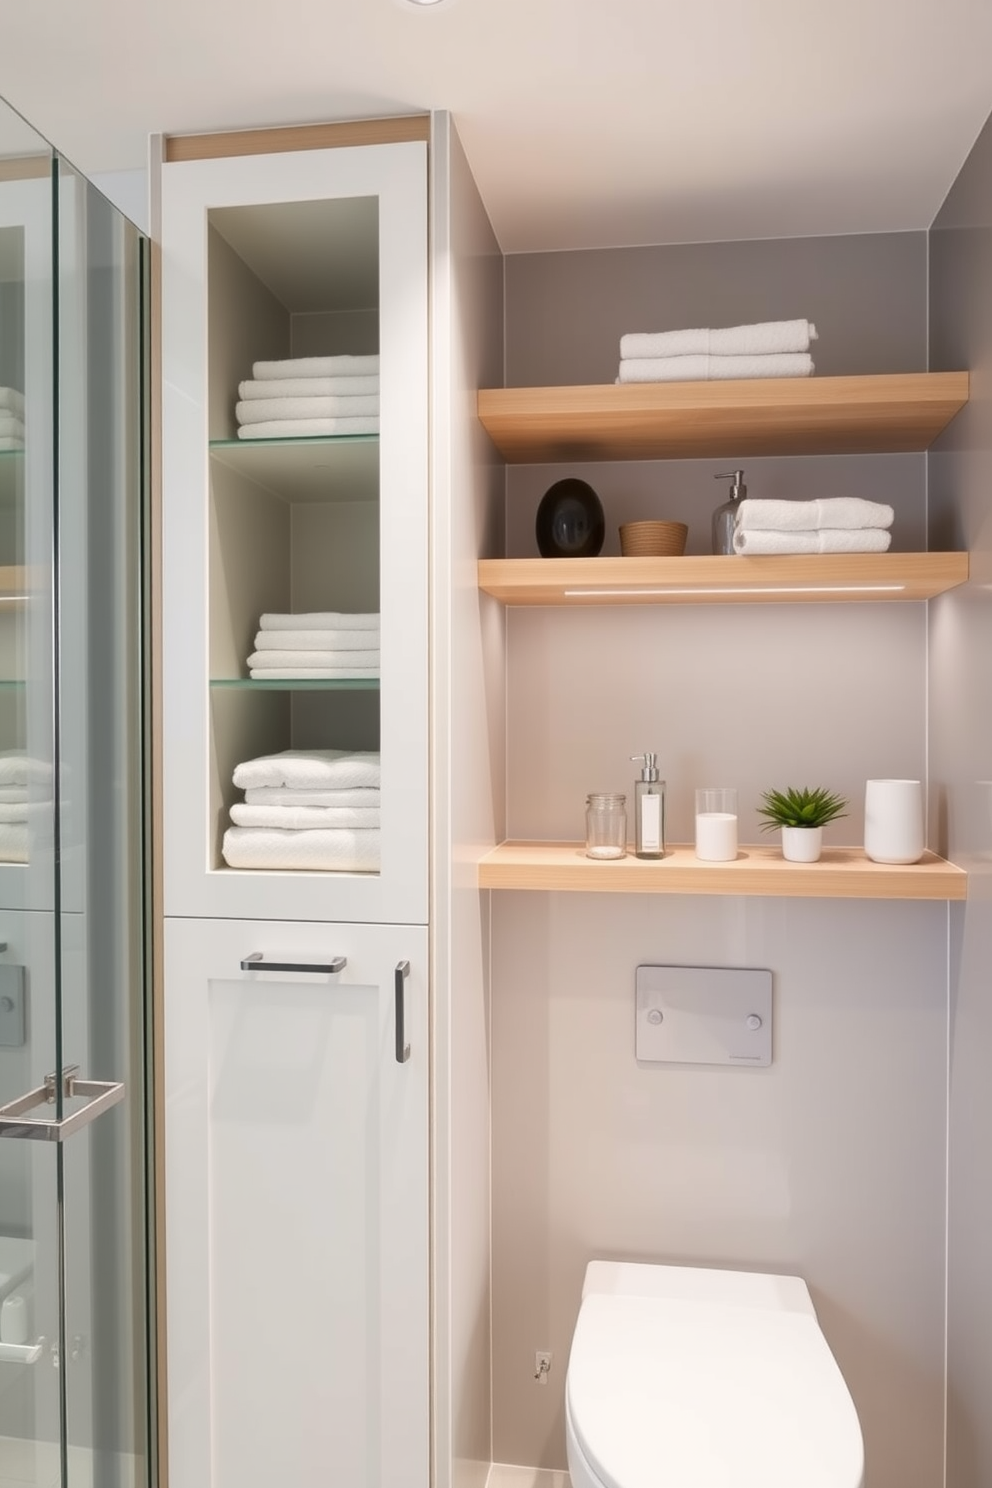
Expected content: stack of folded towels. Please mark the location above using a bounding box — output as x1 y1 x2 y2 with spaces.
235 354 380 439
616 319 816 384
247 611 380 679
732 497 894 555
0 387 25 451
0 752 53 863
222 748 381 872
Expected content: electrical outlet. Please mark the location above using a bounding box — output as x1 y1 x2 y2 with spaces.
534 1350 552 1384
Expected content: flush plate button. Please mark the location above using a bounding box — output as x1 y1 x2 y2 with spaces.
636 964 772 1067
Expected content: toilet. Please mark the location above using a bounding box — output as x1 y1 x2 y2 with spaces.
565 1260 864 1488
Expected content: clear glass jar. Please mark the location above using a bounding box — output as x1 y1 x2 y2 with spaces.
585 793 627 859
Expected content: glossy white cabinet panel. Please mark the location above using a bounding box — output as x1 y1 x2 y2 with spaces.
164 915 429 1488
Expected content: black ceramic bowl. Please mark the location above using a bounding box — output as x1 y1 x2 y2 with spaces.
535 478 605 558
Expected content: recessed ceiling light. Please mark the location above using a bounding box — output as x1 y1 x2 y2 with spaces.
401 0 455 8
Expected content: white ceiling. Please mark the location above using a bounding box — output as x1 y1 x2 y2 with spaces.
1 0 991 253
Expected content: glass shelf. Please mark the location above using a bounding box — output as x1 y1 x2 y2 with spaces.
209 434 379 504
210 677 380 692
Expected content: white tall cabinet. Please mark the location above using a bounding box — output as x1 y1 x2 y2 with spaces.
159 128 431 1488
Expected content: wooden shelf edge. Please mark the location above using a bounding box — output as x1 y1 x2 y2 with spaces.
477 371 969 462
478 842 967 901
478 552 969 605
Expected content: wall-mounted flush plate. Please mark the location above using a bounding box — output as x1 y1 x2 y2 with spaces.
636 964 772 1067
0 964 26 1047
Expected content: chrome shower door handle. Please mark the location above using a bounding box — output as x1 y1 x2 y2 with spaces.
395 960 411 1064
0 1066 125 1142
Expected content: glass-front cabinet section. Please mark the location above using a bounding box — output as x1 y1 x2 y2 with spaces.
161 142 428 926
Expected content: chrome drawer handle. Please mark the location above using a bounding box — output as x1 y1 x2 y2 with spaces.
240 952 347 974
0 1066 125 1142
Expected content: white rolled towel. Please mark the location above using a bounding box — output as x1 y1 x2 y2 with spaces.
238 376 379 399
221 826 381 873
252 628 379 651
252 355 380 380
247 649 380 670
0 436 24 452
232 749 380 791
0 754 53 786
236 395 380 425
259 612 380 631
620 320 818 360
0 388 25 416
231 803 380 830
0 414 25 439
244 786 381 808
617 352 814 384
238 416 378 439
736 498 894 532
732 528 892 555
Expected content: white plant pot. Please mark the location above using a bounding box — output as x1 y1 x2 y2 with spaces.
781 826 823 862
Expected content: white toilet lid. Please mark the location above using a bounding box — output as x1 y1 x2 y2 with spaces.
566 1293 864 1488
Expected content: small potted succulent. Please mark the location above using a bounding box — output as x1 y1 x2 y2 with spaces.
758 785 848 863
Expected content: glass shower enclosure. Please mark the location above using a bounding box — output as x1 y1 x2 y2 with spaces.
0 97 153 1486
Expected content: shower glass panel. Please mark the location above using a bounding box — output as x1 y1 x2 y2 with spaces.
0 97 152 1488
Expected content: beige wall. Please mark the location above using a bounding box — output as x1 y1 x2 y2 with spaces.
929 104 992 1488
489 231 949 1485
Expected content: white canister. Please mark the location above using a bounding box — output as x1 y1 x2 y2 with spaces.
864 779 925 864
695 787 738 862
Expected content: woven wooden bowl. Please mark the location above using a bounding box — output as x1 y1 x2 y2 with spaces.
619 520 688 557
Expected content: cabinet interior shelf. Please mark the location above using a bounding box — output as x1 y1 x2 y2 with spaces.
478 552 969 605
479 842 966 900
209 434 378 504
477 371 969 462
210 677 380 691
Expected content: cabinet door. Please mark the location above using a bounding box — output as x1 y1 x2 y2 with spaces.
164 915 429 1488
161 140 428 925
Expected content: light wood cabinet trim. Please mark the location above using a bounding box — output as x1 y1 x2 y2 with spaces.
479 842 967 900
164 115 431 163
477 551 969 604
477 371 969 461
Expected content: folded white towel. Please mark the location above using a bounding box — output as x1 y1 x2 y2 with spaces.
250 667 381 679
244 786 381 807
238 376 380 400
252 355 380 380
736 498 894 532
617 352 814 384
252 628 379 651
236 395 380 425
231 803 381 830
732 527 892 555
0 801 49 823
0 388 25 416
0 823 28 863
0 436 24 452
221 825 381 872
0 788 28 804
259 612 380 632
620 319 817 361
0 754 53 786
248 648 379 670
233 749 381 791
238 417 378 439
0 414 25 439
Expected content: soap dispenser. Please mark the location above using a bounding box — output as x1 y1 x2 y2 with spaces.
630 753 666 859
712 468 747 554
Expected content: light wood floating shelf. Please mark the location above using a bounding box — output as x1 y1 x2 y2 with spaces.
477 372 969 462
478 551 969 605
479 842 966 901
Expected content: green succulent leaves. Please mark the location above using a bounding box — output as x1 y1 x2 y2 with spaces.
758 785 848 831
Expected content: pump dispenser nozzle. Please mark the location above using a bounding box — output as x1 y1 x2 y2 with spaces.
630 752 660 782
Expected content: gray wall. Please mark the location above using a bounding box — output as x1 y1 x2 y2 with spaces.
929 107 992 1488
490 232 948 1485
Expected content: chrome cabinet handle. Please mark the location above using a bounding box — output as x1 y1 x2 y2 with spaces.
0 1066 125 1143
395 960 411 1064
240 952 347 974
